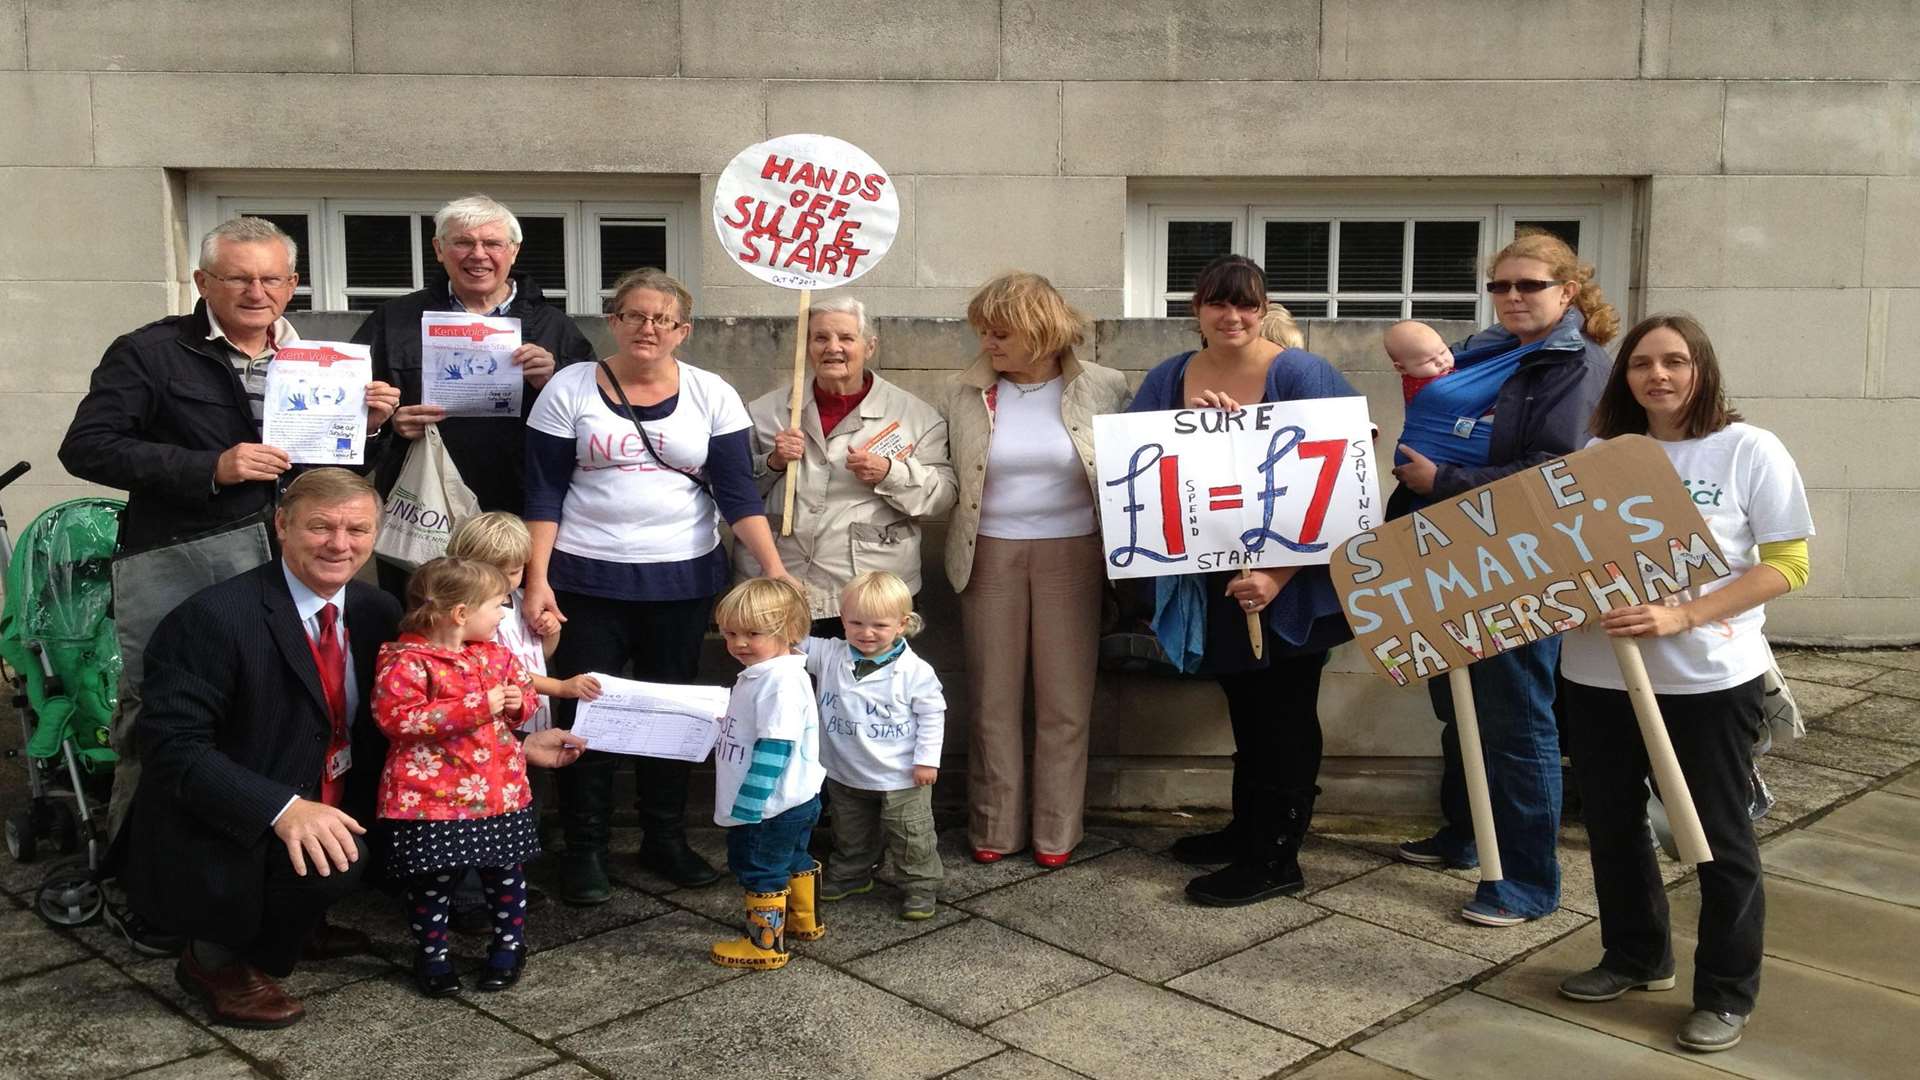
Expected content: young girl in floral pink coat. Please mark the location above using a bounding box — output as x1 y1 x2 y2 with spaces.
373 557 541 999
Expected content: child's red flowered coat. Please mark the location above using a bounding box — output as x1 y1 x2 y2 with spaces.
372 635 541 821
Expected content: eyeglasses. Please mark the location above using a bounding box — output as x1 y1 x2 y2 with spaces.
1485 278 1566 295
611 311 685 331
209 274 294 290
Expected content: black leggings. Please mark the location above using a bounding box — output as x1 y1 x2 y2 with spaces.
1215 651 1327 850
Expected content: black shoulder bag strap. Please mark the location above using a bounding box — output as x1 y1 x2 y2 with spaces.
595 360 711 493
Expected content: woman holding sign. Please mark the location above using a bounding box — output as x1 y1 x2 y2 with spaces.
1555 314 1811 1054
1390 231 1614 928
741 297 957 632
946 272 1130 868
1130 255 1359 906
522 268 793 905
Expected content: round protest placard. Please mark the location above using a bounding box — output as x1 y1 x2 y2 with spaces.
711 133 900 291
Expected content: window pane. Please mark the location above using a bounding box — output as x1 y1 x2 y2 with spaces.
417 214 436 279
1516 219 1581 253
1273 298 1327 318
1166 299 1192 318
343 214 415 288
1336 300 1404 319
1410 300 1479 321
283 293 313 312
599 218 669 291
241 213 311 280
1412 221 1479 292
1166 220 1234 293
514 215 567 296
1337 221 1404 292
1263 221 1330 293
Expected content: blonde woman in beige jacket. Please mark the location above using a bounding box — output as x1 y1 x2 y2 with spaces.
944 271 1131 867
741 297 957 630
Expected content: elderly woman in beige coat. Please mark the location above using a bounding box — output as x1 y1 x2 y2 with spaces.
946 271 1131 868
740 296 957 633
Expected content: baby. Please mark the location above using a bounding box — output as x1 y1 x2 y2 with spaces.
1383 320 1455 403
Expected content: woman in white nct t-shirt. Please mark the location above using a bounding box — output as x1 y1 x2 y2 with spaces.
1555 313 1813 1055
522 268 792 906
941 271 1131 869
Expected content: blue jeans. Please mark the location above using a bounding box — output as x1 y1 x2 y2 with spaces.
726 795 821 893
1426 638 1563 917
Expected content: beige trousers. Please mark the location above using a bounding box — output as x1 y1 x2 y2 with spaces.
959 533 1103 856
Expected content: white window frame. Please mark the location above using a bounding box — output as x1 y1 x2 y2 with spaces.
1126 180 1635 323
188 172 701 314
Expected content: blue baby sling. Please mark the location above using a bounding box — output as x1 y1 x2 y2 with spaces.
1392 334 1550 469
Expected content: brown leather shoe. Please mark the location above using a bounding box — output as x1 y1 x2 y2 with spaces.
302 920 372 961
175 949 305 1029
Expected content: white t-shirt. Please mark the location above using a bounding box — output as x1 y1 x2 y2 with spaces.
1560 424 1813 695
712 652 825 827
978 377 1097 540
799 636 947 791
494 588 551 732
526 361 752 563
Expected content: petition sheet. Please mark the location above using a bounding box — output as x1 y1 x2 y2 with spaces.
262 341 371 465
420 311 523 417
569 675 729 762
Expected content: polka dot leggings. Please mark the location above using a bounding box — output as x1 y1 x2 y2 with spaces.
405 864 529 973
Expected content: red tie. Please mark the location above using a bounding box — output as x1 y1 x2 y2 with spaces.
311 602 350 806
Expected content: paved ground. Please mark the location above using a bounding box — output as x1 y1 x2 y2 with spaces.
3 645 1918 1080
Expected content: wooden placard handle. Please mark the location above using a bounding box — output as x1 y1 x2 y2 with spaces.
1611 635 1713 865
779 287 812 537
1241 568 1263 659
1447 667 1504 882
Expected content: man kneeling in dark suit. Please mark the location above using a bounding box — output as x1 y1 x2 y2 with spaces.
119 468 586 1028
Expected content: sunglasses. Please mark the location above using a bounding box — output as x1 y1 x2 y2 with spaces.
1485 278 1567 295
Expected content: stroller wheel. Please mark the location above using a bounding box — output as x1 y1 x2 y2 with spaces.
35 864 104 928
5 810 38 864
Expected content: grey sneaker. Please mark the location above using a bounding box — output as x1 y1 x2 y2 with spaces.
1559 966 1677 1002
899 894 937 921
819 878 874 902
1676 1009 1746 1052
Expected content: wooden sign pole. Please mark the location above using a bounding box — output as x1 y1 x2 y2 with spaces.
1241 568 1263 659
1446 667 1504 881
1611 636 1713 864
779 287 812 538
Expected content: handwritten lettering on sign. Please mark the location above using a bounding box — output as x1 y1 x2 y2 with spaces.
1330 435 1733 685
1092 398 1380 580
711 134 900 291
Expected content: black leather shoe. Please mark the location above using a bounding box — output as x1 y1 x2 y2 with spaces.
638 842 723 888
1185 854 1306 907
412 961 462 999
477 949 526 992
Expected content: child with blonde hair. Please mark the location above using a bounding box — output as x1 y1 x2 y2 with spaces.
802 572 947 920
446 511 602 729
373 557 542 997
709 577 827 969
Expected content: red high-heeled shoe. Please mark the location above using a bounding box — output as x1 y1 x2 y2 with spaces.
971 848 1004 864
1033 850 1071 869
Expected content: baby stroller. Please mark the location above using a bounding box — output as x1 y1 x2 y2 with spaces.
0 460 125 927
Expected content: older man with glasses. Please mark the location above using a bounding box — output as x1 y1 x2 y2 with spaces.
59 216 399 957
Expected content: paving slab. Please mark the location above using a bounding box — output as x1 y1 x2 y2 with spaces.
1861 667 1920 700
1754 756 1875 822
984 973 1316 1080
880 826 1121 903
1443 832 1619 917
1287 1051 1425 1079
667 869 968 962
1090 826 1392 896
518 1066 601 1080
957 848 1320 982
843 916 1108 1027
1772 652 1887 688
560 957 999 1079
123 1051 271 1078
223 971 559 1080
1480 924 1920 1079
1781 679 1870 720
608 826 735 895
1848 649 1920 672
123 932 396 1012
1762 830 1920 907
1355 990 1732 1080
1803 790 1920 853
1817 693 1920 746
1772 727 1920 777
0 959 220 1080
1169 914 1487 1047
948 1050 1091 1080
468 909 744 1039
1307 863 1591 963
1667 875 1920 994
1885 770 1920 799
0 903 87 980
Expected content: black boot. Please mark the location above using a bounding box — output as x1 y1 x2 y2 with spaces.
635 757 722 888
557 753 614 906
1171 752 1248 865
1184 786 1316 906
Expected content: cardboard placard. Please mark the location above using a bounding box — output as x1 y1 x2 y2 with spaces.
1092 398 1381 580
1331 435 1734 685
711 133 900 291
